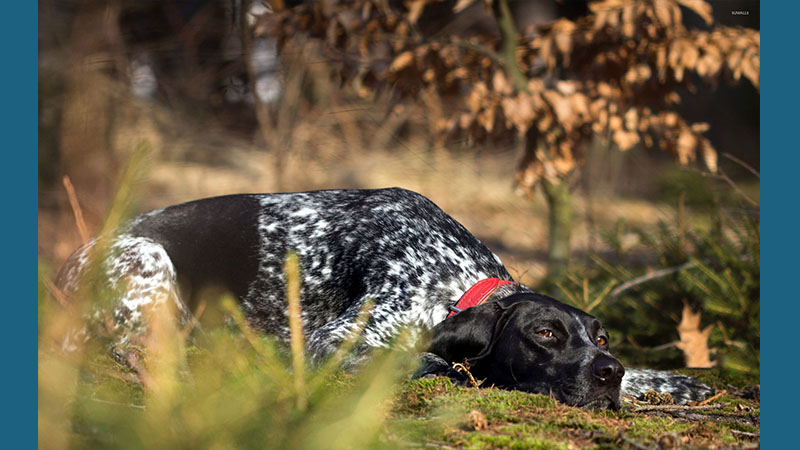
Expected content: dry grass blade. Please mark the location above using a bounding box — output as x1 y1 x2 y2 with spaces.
142 293 185 422
99 141 151 237
285 251 307 411
62 175 89 244
38 144 154 449
220 296 288 383
180 300 207 340
43 278 68 307
309 298 375 392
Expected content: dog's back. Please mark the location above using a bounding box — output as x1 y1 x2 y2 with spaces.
56 188 511 353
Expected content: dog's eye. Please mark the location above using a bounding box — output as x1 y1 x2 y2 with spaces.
596 336 608 346
535 329 553 338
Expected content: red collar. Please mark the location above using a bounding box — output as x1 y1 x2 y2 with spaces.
448 277 515 318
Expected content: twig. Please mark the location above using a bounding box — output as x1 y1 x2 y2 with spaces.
431 38 505 68
696 389 727 406
62 175 90 244
715 168 760 207
452 361 482 388
650 341 678 351
631 403 725 413
495 0 529 92
609 260 700 299
688 166 759 207
730 429 759 439
650 410 759 427
722 152 760 178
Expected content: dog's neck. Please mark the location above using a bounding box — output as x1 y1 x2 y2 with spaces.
449 278 531 317
488 282 534 302
448 279 534 316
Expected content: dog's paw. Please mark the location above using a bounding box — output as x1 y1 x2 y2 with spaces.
412 352 469 385
622 368 714 404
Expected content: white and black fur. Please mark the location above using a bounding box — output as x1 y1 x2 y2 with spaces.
56 188 712 408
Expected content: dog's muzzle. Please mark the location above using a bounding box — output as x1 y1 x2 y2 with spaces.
591 354 625 385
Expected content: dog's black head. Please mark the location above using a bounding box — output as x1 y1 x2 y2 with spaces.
426 293 624 409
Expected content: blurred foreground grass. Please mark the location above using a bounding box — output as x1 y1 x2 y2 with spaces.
38 146 760 449
37 312 761 450
38 247 760 450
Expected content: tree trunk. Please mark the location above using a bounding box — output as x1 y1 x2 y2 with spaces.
541 176 572 281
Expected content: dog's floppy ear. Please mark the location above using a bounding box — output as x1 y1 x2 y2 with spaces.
426 301 520 367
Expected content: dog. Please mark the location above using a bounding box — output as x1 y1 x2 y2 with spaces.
55 187 712 409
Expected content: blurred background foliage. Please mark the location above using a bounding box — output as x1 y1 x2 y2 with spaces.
39 0 759 447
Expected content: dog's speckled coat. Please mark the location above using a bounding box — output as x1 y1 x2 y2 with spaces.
56 188 712 407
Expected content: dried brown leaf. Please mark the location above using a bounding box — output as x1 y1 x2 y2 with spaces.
406 0 428 25
624 107 638 130
700 139 717 172
653 0 673 28
613 129 639 150
675 303 715 368
388 51 415 73
478 105 497 132
677 0 713 25
468 409 488 431
453 0 478 13
676 128 697 165
492 71 512 95
553 19 576 56
622 2 635 37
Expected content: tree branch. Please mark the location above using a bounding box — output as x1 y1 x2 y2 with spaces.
494 0 528 92
609 260 700 299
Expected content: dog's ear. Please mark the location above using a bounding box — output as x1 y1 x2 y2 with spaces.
426 301 520 367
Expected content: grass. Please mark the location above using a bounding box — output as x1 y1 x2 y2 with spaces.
38 145 760 449
40 338 761 449
391 377 759 449
38 220 760 449
39 276 760 449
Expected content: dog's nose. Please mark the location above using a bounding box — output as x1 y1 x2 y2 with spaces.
591 355 625 384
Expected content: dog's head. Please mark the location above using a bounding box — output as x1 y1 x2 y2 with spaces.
426 292 624 409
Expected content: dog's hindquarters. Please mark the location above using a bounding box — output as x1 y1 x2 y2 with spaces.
55 234 190 350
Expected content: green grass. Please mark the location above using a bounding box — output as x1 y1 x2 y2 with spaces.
39 301 761 450
38 244 760 449
39 147 759 449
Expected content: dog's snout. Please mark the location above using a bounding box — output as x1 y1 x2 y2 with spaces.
591 355 625 384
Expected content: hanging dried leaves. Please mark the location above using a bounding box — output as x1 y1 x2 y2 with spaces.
252 0 758 191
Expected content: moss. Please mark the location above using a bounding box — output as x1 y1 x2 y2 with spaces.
456 428 572 450
394 377 459 415
463 389 558 419
626 416 693 440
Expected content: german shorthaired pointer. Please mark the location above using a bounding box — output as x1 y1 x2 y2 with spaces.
56 188 712 409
